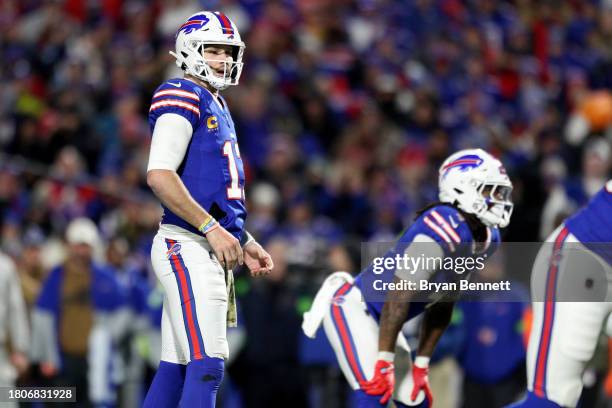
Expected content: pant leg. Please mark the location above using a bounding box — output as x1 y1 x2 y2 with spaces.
526 226 612 407
149 234 228 408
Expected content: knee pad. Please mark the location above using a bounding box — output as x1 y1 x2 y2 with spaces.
505 391 563 408
180 357 225 408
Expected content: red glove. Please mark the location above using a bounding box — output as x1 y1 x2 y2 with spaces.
411 357 433 406
360 359 395 405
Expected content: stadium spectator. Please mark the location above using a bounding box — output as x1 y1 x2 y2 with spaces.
30 218 128 407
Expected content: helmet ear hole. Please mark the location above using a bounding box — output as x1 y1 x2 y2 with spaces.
453 188 463 194
181 51 189 58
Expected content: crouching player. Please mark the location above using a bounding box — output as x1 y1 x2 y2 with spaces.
303 149 514 407
507 180 612 408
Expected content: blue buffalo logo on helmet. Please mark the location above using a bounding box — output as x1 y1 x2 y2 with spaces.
178 14 211 36
441 154 484 178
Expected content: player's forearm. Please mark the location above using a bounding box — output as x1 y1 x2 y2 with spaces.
147 169 210 229
378 277 413 352
417 301 454 358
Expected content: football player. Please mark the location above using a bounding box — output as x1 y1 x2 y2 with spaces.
507 180 612 408
303 149 514 407
143 11 273 408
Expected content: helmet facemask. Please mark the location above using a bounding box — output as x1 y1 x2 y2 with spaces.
171 39 244 91
471 182 514 228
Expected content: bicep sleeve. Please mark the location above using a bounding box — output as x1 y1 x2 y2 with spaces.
147 113 194 171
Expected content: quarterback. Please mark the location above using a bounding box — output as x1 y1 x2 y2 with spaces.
508 180 612 408
303 149 514 407
143 11 273 408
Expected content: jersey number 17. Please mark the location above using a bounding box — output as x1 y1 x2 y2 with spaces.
223 140 244 200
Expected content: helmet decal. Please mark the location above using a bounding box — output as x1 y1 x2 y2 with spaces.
213 12 235 37
441 154 484 178
178 14 211 36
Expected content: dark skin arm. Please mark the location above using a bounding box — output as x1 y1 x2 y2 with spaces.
378 277 414 352
378 278 455 355
417 301 455 357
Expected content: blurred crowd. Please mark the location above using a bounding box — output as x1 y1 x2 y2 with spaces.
1 0 612 407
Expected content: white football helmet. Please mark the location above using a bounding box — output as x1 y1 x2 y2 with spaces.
439 149 513 228
170 11 245 90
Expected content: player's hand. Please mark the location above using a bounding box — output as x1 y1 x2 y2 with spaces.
10 352 28 376
244 240 273 277
411 358 433 406
206 226 243 270
360 359 395 405
40 362 58 377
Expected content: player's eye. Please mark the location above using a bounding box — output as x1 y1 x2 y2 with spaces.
494 186 512 201
480 184 493 198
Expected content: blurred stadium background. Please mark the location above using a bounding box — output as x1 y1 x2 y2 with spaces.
1 0 611 407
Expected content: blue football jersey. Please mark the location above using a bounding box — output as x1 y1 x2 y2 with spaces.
354 204 501 322
565 180 612 265
148 78 246 240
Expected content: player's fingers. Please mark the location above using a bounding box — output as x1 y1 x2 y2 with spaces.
225 245 237 270
425 387 433 406
236 245 244 266
264 253 274 270
410 386 418 401
380 389 391 405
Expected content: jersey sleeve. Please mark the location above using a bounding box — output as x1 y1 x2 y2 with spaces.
411 206 473 257
148 81 201 130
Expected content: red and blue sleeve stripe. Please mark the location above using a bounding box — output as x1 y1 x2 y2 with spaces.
165 239 206 361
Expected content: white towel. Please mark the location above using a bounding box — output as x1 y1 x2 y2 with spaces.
302 271 354 338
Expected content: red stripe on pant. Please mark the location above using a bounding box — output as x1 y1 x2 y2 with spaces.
167 240 203 360
331 284 365 383
533 227 569 397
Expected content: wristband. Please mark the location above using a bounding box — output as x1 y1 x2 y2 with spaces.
198 216 218 235
414 356 430 368
240 231 255 247
377 351 395 362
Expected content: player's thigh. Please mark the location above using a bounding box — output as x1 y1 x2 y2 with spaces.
151 235 228 361
322 285 379 389
159 300 188 365
180 241 229 360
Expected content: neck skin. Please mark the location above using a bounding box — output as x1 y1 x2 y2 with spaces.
185 74 219 97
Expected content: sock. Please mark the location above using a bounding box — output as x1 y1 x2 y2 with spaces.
179 357 224 408
352 389 387 408
143 360 186 408
504 391 563 408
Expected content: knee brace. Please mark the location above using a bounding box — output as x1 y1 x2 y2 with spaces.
180 357 224 408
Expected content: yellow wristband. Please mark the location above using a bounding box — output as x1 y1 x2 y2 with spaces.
198 215 213 232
